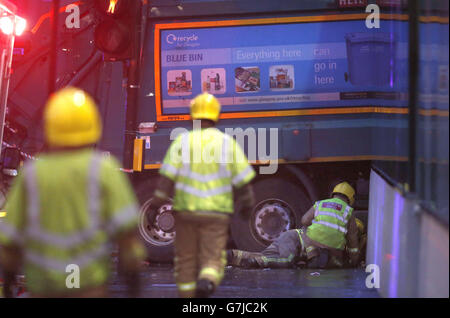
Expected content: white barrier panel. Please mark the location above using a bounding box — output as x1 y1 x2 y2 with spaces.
367 169 420 297
367 169 449 297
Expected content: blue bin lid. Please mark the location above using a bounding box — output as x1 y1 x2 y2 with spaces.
345 32 394 43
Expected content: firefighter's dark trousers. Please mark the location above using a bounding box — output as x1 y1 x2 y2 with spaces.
228 229 303 269
174 212 229 298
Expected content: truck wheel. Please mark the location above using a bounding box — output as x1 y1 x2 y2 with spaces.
230 177 312 252
136 179 175 263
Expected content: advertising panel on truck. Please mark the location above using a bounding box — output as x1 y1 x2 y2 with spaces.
154 15 409 121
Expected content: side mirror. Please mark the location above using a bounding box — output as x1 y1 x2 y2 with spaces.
2 147 21 175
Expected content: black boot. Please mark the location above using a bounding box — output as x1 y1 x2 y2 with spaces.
241 257 260 269
195 279 215 298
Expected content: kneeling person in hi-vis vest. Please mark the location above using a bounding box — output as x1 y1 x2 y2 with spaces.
0 88 146 297
149 93 255 298
301 182 359 268
227 182 361 269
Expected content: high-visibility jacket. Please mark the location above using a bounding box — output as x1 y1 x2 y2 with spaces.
159 128 255 214
0 149 140 295
306 198 353 250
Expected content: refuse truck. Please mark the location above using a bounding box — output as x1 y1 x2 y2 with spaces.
6 0 416 262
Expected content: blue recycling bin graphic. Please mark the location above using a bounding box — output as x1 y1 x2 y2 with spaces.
345 32 396 86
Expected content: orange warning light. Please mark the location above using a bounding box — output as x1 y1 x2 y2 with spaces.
107 0 119 14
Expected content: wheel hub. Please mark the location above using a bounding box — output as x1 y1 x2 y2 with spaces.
139 201 175 246
254 201 292 242
156 210 175 232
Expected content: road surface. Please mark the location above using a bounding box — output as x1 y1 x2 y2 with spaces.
109 263 379 298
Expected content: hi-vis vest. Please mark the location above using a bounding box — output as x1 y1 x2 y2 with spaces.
306 198 353 250
159 128 255 214
0 149 140 295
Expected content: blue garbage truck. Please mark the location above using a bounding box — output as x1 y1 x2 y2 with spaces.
125 0 413 261
7 0 435 262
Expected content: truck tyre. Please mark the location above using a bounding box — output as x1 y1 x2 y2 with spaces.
136 179 175 263
230 177 312 252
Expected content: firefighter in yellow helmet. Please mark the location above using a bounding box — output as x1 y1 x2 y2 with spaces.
149 92 255 298
0 87 146 297
227 182 363 269
300 181 360 268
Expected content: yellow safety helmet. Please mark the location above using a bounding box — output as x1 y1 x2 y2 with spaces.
355 218 365 234
44 87 102 147
332 181 356 206
190 92 221 122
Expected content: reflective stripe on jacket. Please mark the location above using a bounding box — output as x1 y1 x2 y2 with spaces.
306 198 353 250
0 149 139 295
159 128 255 213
